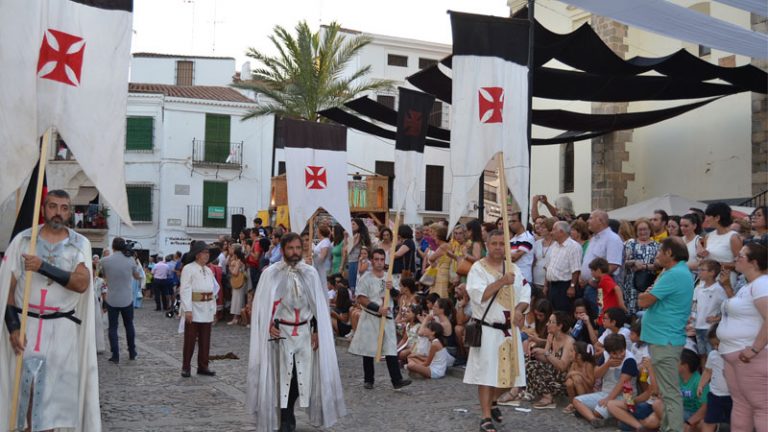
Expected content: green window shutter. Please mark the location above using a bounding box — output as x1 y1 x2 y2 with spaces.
126 185 152 222
202 181 228 228
126 117 153 151
204 114 231 163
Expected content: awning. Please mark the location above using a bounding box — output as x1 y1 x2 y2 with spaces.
72 186 98 206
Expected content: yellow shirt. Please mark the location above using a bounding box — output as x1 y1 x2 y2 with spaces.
651 230 669 243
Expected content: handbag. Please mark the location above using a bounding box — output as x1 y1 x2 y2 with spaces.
633 269 655 292
463 277 501 348
456 258 473 277
419 267 436 287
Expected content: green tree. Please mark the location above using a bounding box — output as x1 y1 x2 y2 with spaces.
237 21 393 121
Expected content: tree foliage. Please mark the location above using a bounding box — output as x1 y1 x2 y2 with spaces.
237 21 394 121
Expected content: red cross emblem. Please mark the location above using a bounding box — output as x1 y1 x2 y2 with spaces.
305 166 327 190
29 289 61 352
37 29 85 87
478 87 504 124
403 110 423 137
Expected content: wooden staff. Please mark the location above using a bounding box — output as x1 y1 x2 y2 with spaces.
496 153 520 387
15 187 22 218
374 209 401 362
307 212 315 265
10 128 52 430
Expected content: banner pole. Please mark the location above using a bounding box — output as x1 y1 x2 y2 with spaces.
497 153 519 383
9 127 52 431
374 209 401 362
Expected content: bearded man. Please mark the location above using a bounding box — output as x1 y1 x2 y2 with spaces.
246 232 345 432
0 189 101 431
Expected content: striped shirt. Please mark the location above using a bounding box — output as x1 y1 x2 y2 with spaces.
546 237 583 282
510 231 535 283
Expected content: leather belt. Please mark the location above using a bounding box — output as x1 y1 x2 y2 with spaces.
12 306 81 325
191 292 214 302
363 308 393 320
278 319 308 326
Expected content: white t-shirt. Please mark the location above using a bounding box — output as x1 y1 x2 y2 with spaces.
717 274 768 354
510 230 535 283
693 281 727 329
531 238 552 286
705 350 729 396
598 327 632 348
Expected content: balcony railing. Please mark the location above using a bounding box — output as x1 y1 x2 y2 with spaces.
72 204 109 230
191 139 243 169
186 205 244 229
740 189 767 209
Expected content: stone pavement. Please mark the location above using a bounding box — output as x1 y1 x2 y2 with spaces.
99 306 607 431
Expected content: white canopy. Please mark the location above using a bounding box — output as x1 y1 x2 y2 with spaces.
607 193 707 220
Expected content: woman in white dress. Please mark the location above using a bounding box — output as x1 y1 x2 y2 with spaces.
227 246 251 325
313 225 332 284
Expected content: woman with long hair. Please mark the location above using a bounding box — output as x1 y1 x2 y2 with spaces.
347 218 372 292
330 223 347 276
681 213 703 274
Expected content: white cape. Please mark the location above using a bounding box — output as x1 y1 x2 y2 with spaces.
0 227 101 431
246 260 346 430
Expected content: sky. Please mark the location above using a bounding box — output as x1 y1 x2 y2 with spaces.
131 0 512 67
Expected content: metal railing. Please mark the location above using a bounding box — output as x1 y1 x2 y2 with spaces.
186 205 244 228
740 189 767 209
191 139 243 168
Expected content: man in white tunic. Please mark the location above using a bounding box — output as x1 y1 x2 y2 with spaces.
247 233 345 432
0 190 101 431
180 241 217 377
348 248 411 390
464 230 530 432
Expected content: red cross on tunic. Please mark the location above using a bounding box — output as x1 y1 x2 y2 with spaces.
28 288 60 352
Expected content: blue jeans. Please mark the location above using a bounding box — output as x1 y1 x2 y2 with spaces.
347 261 359 293
106 302 136 361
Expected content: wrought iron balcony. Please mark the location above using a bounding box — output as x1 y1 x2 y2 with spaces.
186 205 244 229
191 139 243 169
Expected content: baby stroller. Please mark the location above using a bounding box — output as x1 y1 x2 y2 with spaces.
166 294 180 318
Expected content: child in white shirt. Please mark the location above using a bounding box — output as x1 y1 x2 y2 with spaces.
691 260 727 359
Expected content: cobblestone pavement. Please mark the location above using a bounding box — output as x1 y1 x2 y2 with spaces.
99 306 607 431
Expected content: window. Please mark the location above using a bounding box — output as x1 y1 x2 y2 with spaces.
428 101 443 128
560 142 574 194
425 165 444 211
278 161 286 175
387 54 408 67
377 95 395 110
176 60 194 85
204 114 231 163
126 117 153 151
698 45 711 57
418 58 438 69
126 185 152 222
202 181 228 228
375 160 394 209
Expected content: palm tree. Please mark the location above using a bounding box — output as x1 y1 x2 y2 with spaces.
237 21 394 121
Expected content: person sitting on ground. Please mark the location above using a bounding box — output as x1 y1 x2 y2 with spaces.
398 304 423 363
606 356 663 431
432 298 458 355
453 283 472 360
678 349 709 431
397 277 419 321
595 307 632 357
573 333 639 428
697 323 731 432
571 299 599 346
564 341 596 414
526 311 575 410
523 298 554 350
331 286 353 337
406 321 455 379
425 292 440 314
589 257 627 327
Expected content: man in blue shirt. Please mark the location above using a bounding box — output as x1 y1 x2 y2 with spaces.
639 237 694 432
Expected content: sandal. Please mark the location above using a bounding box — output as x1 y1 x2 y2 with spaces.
490 404 503 423
496 390 520 406
532 397 556 410
479 418 497 432
562 404 576 414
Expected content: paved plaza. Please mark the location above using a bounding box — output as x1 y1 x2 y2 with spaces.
99 306 602 431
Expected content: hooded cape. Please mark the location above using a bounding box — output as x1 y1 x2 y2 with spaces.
0 226 100 431
246 260 346 430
